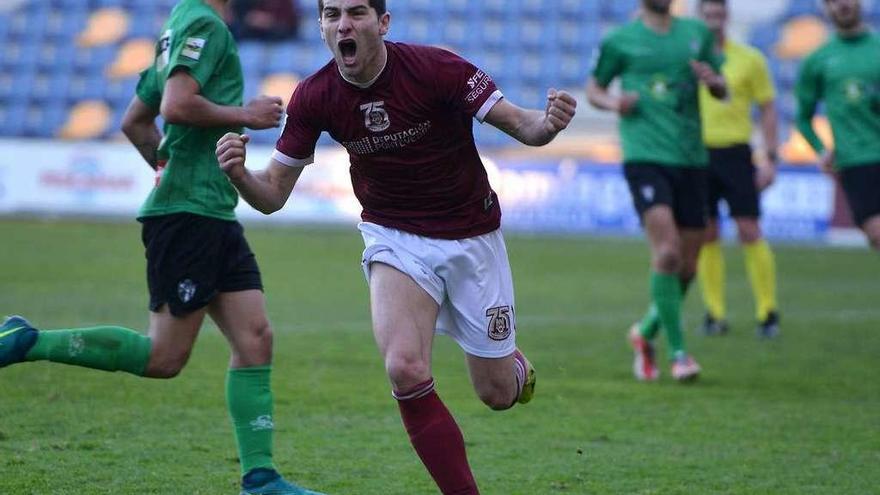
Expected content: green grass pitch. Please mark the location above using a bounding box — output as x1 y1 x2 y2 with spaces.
0 219 877 494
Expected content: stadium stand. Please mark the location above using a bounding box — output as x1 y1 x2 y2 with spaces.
0 0 874 154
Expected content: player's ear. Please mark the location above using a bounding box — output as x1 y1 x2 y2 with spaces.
378 12 390 36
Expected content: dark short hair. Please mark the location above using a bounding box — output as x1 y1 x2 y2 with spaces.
699 0 727 5
317 0 387 17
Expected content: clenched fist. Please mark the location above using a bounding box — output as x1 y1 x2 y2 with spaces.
544 89 577 134
244 95 284 130
216 132 250 181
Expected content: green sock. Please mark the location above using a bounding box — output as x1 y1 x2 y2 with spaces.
25 326 151 376
638 304 661 340
227 366 276 476
639 276 693 341
651 272 686 358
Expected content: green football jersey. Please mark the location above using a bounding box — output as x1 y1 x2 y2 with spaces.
592 18 722 167
136 0 244 221
796 31 880 168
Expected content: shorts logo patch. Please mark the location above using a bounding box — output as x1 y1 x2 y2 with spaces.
641 185 655 202
486 305 513 341
177 279 197 303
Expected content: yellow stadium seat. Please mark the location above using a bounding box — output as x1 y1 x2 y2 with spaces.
58 100 112 140
775 16 828 60
260 73 300 107
77 7 129 48
106 38 155 78
782 116 834 163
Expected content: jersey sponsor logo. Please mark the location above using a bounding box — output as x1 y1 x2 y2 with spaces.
182 37 206 60
157 30 172 71
486 305 513 341
177 279 197 303
341 121 432 155
466 70 492 103
360 101 391 132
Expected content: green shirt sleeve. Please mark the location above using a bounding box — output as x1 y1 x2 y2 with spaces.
795 53 827 154
135 66 161 109
592 36 623 88
167 17 228 89
698 26 723 73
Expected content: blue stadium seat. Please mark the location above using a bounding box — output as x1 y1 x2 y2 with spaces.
23 103 67 137
602 0 639 23
72 45 117 72
560 0 602 21
0 102 26 136
784 0 823 18
238 41 266 76
66 73 107 102
30 71 71 104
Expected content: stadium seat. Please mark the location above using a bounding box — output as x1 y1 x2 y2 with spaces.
261 72 300 106
106 38 154 79
602 0 639 23
77 7 129 47
774 16 828 59
58 100 112 139
0 102 26 136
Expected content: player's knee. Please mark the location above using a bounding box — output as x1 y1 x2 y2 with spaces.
385 354 431 391
477 387 515 411
144 350 190 379
654 247 682 273
737 221 762 244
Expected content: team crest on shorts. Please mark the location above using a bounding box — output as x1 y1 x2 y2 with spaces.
360 101 391 132
178 279 197 303
486 305 513 341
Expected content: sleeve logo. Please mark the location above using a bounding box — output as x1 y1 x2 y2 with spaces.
157 30 172 71
466 70 492 103
182 37 206 60
360 101 391 132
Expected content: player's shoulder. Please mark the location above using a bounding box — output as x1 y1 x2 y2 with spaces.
675 17 712 36
802 38 838 66
389 41 467 66
602 20 639 44
730 41 768 64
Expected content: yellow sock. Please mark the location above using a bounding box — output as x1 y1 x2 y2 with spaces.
743 239 778 321
697 240 725 319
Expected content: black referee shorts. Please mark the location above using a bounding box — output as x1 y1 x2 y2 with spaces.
839 163 880 227
140 213 263 317
707 144 760 219
623 162 709 229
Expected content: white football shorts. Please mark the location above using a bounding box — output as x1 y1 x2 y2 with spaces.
359 222 517 358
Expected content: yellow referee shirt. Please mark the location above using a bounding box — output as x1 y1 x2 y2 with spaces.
699 40 776 148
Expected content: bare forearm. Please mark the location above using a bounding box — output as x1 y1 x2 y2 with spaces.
229 168 289 214
162 94 250 128
586 83 620 112
123 122 162 170
507 109 556 146
760 103 779 153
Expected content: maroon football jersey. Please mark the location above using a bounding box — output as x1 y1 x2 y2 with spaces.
274 41 504 239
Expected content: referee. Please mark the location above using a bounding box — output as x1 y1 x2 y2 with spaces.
697 0 780 338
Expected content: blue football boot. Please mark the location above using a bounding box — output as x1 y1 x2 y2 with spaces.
240 468 326 495
0 315 38 368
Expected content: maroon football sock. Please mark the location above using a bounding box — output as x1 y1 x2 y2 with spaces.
394 379 480 495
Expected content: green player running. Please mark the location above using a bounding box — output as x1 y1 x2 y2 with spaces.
0 1 324 494
797 0 880 250
587 0 727 382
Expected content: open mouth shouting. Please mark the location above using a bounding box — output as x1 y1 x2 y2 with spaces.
338 38 358 66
